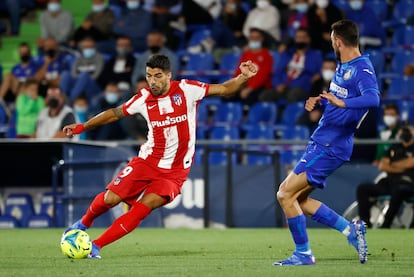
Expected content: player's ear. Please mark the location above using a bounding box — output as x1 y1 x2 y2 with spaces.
166 71 172 80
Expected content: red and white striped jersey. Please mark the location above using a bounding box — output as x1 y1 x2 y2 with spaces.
123 79 209 170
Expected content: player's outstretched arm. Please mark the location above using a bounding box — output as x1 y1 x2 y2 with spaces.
208 60 258 97
63 105 126 138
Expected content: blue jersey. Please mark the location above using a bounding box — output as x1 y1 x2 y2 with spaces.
11 60 40 82
310 54 380 160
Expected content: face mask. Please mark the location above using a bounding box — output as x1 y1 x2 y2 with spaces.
383 115 397 127
105 92 119 104
82 48 96 58
20 54 31 63
316 0 329 8
47 98 59 108
92 4 106 12
400 127 413 143
116 47 129 56
248 40 262 50
349 0 363 10
149 46 161 54
256 0 270 9
322 69 335 81
45 49 57 58
74 105 88 113
295 42 308 49
48 3 61 12
295 3 309 13
126 1 139 10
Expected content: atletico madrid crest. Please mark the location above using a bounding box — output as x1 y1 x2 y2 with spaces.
172 94 182 106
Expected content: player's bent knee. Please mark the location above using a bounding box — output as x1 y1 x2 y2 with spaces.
104 190 122 206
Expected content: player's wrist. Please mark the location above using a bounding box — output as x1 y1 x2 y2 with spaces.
238 74 250 82
72 124 86 134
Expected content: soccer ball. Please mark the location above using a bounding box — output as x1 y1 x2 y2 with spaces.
60 229 92 259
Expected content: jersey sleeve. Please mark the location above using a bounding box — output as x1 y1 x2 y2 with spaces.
178 79 210 101
122 89 148 116
343 63 380 109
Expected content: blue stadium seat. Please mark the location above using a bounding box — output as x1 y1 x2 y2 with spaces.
403 25 414 45
212 102 243 126
366 0 390 21
217 51 241 83
181 53 215 83
390 49 414 75
0 215 19 229
37 192 65 227
398 99 414 123
27 214 52 228
245 125 275 165
282 125 310 140
280 147 305 165
208 126 240 165
365 49 385 75
243 102 278 130
3 193 35 227
392 0 414 23
187 28 212 48
280 102 305 125
387 76 414 99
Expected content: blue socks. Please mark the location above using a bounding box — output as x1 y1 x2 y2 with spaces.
311 203 349 233
287 214 310 253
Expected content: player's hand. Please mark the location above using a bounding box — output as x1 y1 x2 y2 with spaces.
305 96 321 112
63 124 86 138
239 60 258 79
320 91 345 108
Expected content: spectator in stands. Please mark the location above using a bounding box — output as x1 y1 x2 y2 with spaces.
283 0 310 41
356 125 414 228
131 31 179 85
260 27 322 104
307 0 343 56
344 0 386 50
35 38 70 91
35 86 76 138
112 0 153 52
372 103 402 166
222 0 248 47
151 0 182 32
72 94 89 140
88 82 128 140
15 79 45 138
38 0 74 47
60 37 105 102
121 77 149 141
71 0 116 53
98 36 135 90
0 42 40 103
296 58 336 134
230 28 273 105
242 0 281 46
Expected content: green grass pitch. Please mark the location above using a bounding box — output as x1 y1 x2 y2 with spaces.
0 228 413 276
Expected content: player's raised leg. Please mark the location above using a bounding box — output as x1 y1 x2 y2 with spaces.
273 172 316 266
64 190 120 234
90 193 166 258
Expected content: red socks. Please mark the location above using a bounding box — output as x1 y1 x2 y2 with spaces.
81 192 112 227
93 202 151 248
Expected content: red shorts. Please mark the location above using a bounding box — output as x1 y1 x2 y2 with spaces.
106 157 190 206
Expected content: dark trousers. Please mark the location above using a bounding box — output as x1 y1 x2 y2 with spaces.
356 181 389 228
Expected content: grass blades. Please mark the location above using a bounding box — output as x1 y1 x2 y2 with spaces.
0 228 413 277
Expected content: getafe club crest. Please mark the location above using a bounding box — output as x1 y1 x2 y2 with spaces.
344 69 352 80
172 94 182 106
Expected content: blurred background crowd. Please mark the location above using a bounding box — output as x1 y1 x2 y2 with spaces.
0 0 413 164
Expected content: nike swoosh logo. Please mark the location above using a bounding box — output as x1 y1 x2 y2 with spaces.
148 104 157 110
300 159 307 163
363 69 373 74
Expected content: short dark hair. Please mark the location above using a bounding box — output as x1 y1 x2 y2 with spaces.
331 19 359 47
384 103 400 114
146 54 171 72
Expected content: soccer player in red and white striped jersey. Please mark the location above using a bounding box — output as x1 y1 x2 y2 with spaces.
62 54 258 258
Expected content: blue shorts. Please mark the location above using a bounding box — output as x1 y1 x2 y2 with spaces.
293 141 345 189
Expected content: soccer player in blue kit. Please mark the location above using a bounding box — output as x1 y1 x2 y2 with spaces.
273 19 380 266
